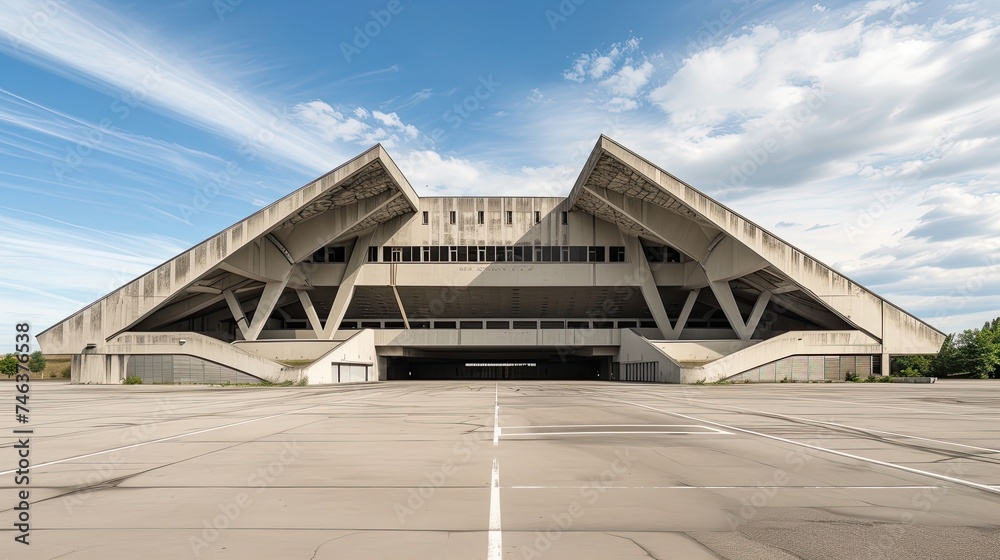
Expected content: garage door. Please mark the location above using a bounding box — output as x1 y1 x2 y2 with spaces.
334 363 370 383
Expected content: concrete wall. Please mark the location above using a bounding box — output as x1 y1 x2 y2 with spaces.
100 332 298 383
233 339 343 361
379 197 623 247
374 328 620 348
302 329 379 384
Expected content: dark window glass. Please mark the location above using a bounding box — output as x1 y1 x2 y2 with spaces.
496 246 507 262
521 246 533 262
383 247 391 262
449 211 456 224
460 321 483 329
534 210 541 223
504 246 515 261
534 246 543 262
449 246 459 262
434 321 457 329
588 246 605 262
486 246 496 261
486 320 510 329
467 246 478 262
561 246 571 262
401 247 412 262
430 246 441 261
391 247 403 262
505 210 513 224
561 211 568 224
512 246 524 261
478 246 487 261
368 246 379 262
609 246 626 262
328 246 346 262
570 246 587 262
457 246 468 261
478 210 485 224
312 249 326 263
422 247 431 262
422 211 429 225
384 321 405 328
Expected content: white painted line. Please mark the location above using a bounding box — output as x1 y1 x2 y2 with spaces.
510 485 943 490
0 390 372 476
502 430 731 436
493 383 500 447
501 424 712 429
602 396 1000 497
487 457 502 560
673 397 1000 456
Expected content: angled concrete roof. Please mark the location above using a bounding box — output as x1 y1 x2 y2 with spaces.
38 136 944 356
38 144 417 353
569 135 945 351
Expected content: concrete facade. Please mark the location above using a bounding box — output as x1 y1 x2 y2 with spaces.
37 137 945 384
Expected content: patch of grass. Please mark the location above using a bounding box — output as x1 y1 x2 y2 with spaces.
59 365 71 379
693 378 706 385
123 376 143 385
296 376 309 386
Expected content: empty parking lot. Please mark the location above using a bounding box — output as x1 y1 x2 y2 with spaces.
2 380 999 559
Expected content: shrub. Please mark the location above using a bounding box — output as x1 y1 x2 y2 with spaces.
123 376 143 385
845 371 859 382
59 365 71 378
296 376 309 386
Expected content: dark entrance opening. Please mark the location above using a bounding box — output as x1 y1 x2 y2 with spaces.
387 355 609 380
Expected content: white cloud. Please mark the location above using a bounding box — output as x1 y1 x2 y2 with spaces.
601 60 654 98
372 110 419 138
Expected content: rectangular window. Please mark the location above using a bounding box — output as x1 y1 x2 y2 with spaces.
561 246 571 262
505 210 513 224
495 246 507 262
449 210 456 224
504 246 515 261
534 246 543 262
391 247 403 262
328 246 346 262
382 247 392 262
457 246 468 261
422 211 429 225
312 249 326 263
421 247 431 262
570 246 587 262
513 246 524 261
561 211 568 225
587 246 604 262
448 246 459 262
534 210 541 223
521 245 533 262
429 246 440 261
401 247 412 262
486 246 496 261
478 246 487 261
467 246 478 262
478 210 485 224
609 246 626 262
367 246 379 262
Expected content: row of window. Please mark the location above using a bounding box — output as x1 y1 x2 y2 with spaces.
335 319 660 330
311 244 682 264
424 210 569 226
370 245 616 263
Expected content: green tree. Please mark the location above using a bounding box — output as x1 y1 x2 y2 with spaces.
955 326 1000 379
0 354 18 377
931 333 958 377
892 355 933 377
28 351 46 374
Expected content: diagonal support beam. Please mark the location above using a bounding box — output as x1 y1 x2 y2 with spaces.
322 230 375 339
223 289 250 339
244 275 291 341
710 280 771 340
623 234 698 340
296 289 325 339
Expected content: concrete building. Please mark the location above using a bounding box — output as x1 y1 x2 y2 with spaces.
37 136 945 384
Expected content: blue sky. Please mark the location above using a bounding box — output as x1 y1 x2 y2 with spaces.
1 0 998 340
